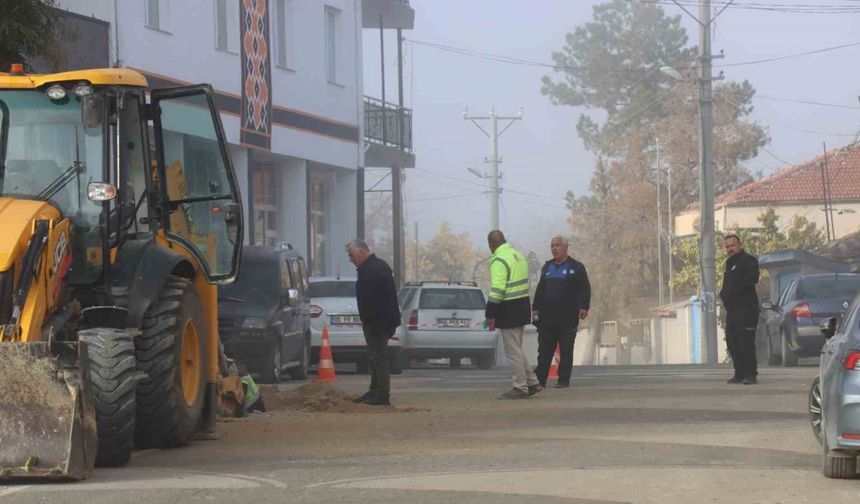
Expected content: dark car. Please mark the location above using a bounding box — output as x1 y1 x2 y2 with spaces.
218 244 311 383
761 273 860 366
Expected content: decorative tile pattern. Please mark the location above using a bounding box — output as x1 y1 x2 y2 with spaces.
240 0 272 150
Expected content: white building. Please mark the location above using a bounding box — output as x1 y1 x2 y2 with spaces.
52 0 414 277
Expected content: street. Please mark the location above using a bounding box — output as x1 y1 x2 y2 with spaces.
2 363 856 503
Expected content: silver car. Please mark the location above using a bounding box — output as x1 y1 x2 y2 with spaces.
809 293 860 478
399 282 497 369
308 277 403 374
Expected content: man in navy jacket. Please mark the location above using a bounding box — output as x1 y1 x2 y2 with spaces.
532 236 591 388
347 239 401 405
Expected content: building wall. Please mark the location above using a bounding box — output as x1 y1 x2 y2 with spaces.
675 201 860 239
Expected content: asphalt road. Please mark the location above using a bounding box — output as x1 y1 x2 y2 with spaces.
2 362 856 504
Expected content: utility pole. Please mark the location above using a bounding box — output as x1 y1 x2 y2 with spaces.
414 221 419 281
464 107 523 230
656 138 664 306
667 162 674 304
698 0 719 367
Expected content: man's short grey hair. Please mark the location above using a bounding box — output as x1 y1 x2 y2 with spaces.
346 239 370 252
551 235 569 246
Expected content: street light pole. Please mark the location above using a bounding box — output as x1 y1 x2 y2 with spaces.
667 162 674 304
464 107 523 231
698 0 719 367
656 137 664 306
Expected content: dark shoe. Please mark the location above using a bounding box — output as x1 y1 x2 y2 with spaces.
498 388 530 400
726 377 743 384
353 391 374 404
554 381 570 389
742 377 758 385
365 396 391 406
528 384 544 396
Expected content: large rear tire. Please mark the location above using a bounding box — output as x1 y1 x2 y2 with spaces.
80 328 139 467
135 276 206 448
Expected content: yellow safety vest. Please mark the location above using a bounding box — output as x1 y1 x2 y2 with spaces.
488 243 530 304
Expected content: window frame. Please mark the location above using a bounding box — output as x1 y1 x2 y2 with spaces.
272 0 295 71
214 0 240 54
324 5 341 85
145 0 171 33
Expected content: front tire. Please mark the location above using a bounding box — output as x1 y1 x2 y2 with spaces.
135 276 206 448
289 335 310 380
766 333 780 366
781 332 798 367
260 339 283 384
475 351 495 370
388 349 403 375
810 376 823 445
80 328 139 467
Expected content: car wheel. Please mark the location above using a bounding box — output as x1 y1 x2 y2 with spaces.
389 350 403 375
260 340 282 384
289 336 310 380
449 357 461 369
781 332 798 367
766 332 781 366
475 352 495 370
810 376 823 446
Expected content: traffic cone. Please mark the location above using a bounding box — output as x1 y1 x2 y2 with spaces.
316 325 337 383
548 343 560 380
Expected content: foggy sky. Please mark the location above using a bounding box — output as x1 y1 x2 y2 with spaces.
363 0 860 261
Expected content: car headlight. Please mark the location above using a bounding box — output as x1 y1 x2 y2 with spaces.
241 317 268 330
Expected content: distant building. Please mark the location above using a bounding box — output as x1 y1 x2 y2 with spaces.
675 143 860 240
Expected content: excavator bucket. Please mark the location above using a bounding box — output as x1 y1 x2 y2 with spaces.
0 341 97 481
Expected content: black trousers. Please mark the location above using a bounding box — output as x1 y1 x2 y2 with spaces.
535 319 578 385
363 326 391 399
725 309 758 379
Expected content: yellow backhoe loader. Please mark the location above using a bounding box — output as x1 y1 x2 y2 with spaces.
0 65 244 480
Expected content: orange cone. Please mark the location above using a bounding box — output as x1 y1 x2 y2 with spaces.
548 343 560 379
316 325 337 383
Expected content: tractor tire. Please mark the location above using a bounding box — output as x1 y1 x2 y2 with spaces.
135 276 206 448
80 328 140 467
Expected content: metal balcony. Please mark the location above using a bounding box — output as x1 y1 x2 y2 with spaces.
364 97 414 168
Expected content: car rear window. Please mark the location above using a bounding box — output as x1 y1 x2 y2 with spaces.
419 289 485 310
797 277 860 300
308 281 356 298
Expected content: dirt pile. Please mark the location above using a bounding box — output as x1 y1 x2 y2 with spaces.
0 348 69 409
259 383 420 413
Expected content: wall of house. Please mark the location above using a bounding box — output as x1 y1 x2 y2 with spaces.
675 201 860 239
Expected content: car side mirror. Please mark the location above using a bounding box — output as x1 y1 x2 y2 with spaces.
287 288 299 308
820 317 837 339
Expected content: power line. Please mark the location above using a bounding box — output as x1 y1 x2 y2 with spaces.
638 0 860 13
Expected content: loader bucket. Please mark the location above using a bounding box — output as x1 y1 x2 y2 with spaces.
0 341 97 481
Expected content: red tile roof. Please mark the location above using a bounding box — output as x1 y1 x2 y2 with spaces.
686 143 860 210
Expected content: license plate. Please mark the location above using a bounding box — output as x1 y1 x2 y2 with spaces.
331 315 361 325
437 318 471 328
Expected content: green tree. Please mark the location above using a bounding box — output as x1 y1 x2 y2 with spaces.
0 0 61 71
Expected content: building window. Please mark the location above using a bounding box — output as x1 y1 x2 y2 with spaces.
253 167 278 246
324 6 341 84
146 0 170 31
272 0 294 69
215 0 240 54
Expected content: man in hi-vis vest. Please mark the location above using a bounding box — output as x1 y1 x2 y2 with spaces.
486 230 542 399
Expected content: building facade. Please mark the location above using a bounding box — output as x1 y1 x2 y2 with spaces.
53 0 413 276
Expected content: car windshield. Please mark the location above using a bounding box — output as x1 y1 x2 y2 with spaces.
219 258 280 305
0 90 104 221
797 277 860 300
419 289 485 310
308 281 356 298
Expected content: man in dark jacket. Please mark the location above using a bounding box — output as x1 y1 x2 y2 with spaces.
347 239 401 405
719 234 760 385
532 236 591 388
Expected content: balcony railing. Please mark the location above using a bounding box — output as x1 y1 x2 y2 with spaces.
364 96 412 152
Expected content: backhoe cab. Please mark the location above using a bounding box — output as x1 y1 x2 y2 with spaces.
0 67 243 480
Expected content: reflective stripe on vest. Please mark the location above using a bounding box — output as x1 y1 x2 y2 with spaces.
488 243 530 302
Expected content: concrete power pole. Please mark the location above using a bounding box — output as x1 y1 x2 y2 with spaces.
699 0 719 367
464 108 523 230
656 138 664 307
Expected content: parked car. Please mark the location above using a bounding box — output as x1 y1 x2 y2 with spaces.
808 293 860 478
761 273 860 366
218 244 311 383
399 281 497 369
308 276 403 374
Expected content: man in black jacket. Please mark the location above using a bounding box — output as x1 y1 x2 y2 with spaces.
532 236 591 388
347 239 401 405
719 234 760 385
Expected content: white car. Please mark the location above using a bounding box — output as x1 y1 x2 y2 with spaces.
398 282 498 369
308 277 404 374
